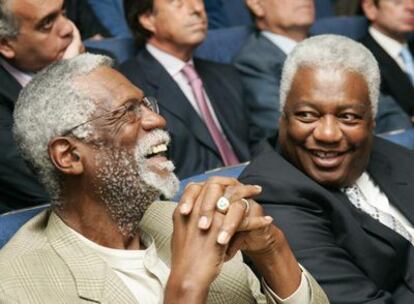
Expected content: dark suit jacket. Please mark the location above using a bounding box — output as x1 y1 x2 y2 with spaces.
119 49 251 179
0 65 49 213
361 33 414 115
233 32 286 141
240 135 414 303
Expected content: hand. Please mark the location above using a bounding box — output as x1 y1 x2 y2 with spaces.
165 177 270 303
62 21 85 59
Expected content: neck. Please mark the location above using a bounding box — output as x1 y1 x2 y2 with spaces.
372 24 408 44
55 193 142 250
147 39 194 62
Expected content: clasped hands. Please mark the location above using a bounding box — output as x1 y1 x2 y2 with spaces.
165 176 301 303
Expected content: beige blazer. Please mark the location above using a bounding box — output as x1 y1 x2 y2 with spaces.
0 201 329 303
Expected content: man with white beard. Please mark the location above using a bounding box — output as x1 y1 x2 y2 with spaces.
0 54 328 304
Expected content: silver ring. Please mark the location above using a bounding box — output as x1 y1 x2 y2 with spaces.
216 196 230 214
240 198 250 214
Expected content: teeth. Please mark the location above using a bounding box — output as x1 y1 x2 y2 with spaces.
314 151 339 158
151 144 167 154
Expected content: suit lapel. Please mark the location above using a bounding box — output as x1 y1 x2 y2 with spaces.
0 65 22 108
363 34 414 113
138 50 219 155
46 212 137 304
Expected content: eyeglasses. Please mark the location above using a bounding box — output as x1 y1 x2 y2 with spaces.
62 96 159 136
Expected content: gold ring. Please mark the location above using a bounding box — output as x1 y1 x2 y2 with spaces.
240 198 250 214
216 196 230 214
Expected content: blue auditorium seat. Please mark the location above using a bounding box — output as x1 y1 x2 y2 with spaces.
0 164 248 249
315 0 335 19
195 26 253 63
84 37 137 65
379 128 414 150
310 16 369 40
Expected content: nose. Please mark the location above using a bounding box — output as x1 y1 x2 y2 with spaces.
57 15 73 38
140 106 167 131
312 115 343 144
189 0 205 13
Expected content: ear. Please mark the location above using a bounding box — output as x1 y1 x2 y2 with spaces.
361 0 378 23
48 137 84 176
139 11 156 35
0 38 16 59
246 0 265 18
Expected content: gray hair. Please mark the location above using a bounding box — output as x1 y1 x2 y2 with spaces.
13 53 113 205
0 0 19 39
280 34 380 116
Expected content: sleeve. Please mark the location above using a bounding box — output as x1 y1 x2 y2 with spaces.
0 102 49 212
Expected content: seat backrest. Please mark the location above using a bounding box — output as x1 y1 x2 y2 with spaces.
378 128 414 150
195 26 254 63
315 0 335 19
0 204 48 248
84 37 137 65
310 16 369 40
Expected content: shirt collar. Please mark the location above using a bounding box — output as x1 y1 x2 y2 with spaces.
261 31 298 55
0 57 33 87
146 43 194 77
369 26 407 59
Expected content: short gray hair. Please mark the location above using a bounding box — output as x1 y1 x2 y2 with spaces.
13 53 113 205
280 34 380 116
0 0 19 39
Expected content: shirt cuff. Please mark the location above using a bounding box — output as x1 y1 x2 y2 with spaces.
262 271 311 304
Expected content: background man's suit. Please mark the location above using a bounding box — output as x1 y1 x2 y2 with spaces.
0 66 49 213
240 136 414 303
233 32 287 141
0 201 327 303
361 33 414 116
119 49 251 179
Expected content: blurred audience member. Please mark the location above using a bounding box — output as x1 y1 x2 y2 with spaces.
64 0 111 41
87 0 132 38
0 0 84 212
361 0 414 123
233 0 315 141
241 35 414 303
0 53 328 304
334 0 363 16
119 0 252 179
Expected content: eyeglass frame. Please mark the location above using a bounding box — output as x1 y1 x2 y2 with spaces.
62 96 160 136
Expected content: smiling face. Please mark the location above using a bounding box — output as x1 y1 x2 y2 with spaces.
140 0 207 60
278 67 375 188
1 0 73 71
76 67 179 235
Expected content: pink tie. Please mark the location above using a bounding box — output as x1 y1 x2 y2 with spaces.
181 63 239 166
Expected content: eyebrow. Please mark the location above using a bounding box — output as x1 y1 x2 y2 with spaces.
34 5 63 29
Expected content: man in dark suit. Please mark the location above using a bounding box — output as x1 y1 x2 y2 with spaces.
233 0 315 140
361 0 414 122
119 0 251 180
0 0 85 212
240 35 414 303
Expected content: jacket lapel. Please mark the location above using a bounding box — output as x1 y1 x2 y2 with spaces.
0 65 22 109
137 50 219 155
46 212 137 303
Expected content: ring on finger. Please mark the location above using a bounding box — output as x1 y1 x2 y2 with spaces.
240 198 250 214
216 196 230 214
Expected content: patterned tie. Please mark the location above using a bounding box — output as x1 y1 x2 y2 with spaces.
342 185 413 246
399 47 414 84
181 63 239 166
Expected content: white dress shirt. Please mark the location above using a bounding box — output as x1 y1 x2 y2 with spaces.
146 43 225 134
369 26 408 72
352 172 414 239
261 31 298 55
0 57 32 87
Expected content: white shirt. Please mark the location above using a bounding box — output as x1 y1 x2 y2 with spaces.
352 172 414 238
261 31 298 55
0 57 32 87
146 43 225 134
369 26 408 72
69 227 170 304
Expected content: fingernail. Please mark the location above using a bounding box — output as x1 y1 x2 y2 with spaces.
198 216 209 229
180 203 190 214
254 185 262 191
264 216 273 223
217 231 230 245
